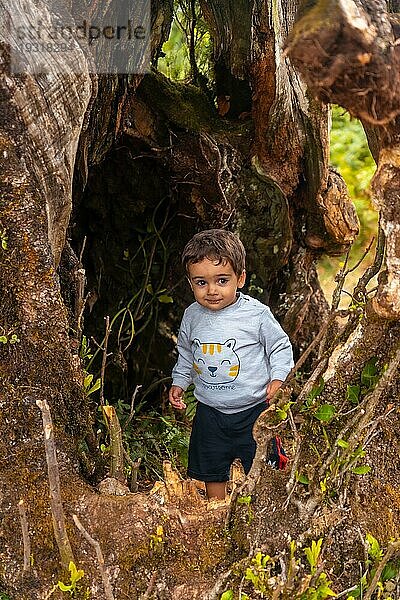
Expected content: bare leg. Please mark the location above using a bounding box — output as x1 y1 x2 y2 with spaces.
206 481 226 500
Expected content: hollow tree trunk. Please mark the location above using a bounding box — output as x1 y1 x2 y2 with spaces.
1 0 399 599
73 0 358 392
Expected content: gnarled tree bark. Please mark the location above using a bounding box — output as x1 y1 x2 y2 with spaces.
1 0 399 598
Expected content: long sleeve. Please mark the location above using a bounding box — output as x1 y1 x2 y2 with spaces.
171 312 193 390
259 308 294 381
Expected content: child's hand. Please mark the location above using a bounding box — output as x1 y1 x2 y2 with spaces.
266 379 283 402
169 385 187 410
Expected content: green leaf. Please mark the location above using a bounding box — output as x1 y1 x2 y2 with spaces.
69 560 84 584
245 567 257 584
304 539 323 571
86 378 101 396
220 591 234 600
276 407 287 420
361 358 379 388
158 294 173 303
238 495 251 506
352 447 366 459
0 336 7 343
57 581 72 591
314 404 336 422
352 465 371 475
306 378 325 404
381 561 398 581
146 283 154 294
296 472 310 485
347 384 361 404
84 374 93 388
366 533 383 561
337 439 349 449
315 573 336 597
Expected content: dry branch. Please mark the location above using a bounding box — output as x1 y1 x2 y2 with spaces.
72 514 115 600
18 499 31 573
100 316 111 407
36 399 75 570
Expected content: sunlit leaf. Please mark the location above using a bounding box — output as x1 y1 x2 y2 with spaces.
352 465 371 475
337 439 349 449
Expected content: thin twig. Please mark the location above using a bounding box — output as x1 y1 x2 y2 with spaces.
72 514 115 600
285 317 331 387
353 223 385 302
331 248 351 312
18 499 31 572
75 236 87 340
283 410 302 509
345 236 375 278
79 235 87 265
75 268 86 339
123 451 142 492
36 399 74 570
292 358 329 413
100 316 111 407
140 570 158 600
123 385 142 432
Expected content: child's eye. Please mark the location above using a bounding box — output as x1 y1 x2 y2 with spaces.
218 278 229 285
195 280 206 286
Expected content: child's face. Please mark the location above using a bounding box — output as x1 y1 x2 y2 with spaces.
187 258 246 311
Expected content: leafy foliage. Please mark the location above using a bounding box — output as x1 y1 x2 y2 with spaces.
158 1 213 83
114 398 191 481
220 539 336 599
330 106 376 200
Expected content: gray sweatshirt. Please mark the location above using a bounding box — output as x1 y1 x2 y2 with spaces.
172 293 294 414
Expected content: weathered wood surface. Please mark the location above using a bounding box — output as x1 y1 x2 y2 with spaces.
286 0 400 319
0 0 400 598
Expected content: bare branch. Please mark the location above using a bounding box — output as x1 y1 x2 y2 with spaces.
18 499 31 573
36 399 74 569
100 316 111 407
123 384 142 432
72 514 115 600
140 571 158 600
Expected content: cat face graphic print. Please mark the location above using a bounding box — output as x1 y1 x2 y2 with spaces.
192 338 240 385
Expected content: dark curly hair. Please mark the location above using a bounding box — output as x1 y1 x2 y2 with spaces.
182 229 246 276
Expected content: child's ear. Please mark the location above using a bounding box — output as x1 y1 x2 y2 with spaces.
238 270 246 289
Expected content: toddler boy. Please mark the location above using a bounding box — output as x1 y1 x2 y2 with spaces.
169 229 293 500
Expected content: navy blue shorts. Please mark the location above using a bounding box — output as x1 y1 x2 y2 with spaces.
187 401 266 482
